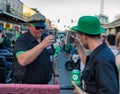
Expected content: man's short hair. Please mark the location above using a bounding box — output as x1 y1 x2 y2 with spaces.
107 34 116 45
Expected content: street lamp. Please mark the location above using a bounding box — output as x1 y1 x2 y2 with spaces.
58 19 60 23
71 19 77 23
51 19 60 23
71 19 73 23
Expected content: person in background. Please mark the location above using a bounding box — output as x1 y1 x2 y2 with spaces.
106 34 119 56
53 41 61 58
116 32 120 53
71 16 119 94
0 30 4 49
0 30 11 49
12 13 59 84
64 42 71 57
116 32 120 79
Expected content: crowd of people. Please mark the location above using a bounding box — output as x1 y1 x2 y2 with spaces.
0 13 120 94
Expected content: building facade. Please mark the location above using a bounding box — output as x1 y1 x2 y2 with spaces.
0 0 43 32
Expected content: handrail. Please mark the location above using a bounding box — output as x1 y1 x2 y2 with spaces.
0 84 60 94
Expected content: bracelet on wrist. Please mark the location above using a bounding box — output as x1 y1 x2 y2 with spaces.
54 74 59 77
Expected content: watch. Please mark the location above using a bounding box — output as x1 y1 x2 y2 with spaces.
54 74 59 77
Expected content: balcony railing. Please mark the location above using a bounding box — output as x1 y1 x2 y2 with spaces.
0 3 28 21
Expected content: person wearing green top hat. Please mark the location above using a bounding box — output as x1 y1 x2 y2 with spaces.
71 16 119 94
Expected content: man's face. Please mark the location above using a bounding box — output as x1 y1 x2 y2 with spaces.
29 23 45 39
78 33 88 49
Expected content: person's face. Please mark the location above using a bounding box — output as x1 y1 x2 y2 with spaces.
78 33 88 49
29 24 45 39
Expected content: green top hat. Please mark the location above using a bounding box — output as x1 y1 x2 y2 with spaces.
72 16 106 35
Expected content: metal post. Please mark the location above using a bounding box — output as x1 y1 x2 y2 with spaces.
6 0 8 12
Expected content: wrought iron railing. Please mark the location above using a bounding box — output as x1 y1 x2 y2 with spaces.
0 3 28 20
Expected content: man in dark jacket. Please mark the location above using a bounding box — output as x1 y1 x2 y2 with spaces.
71 16 119 94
